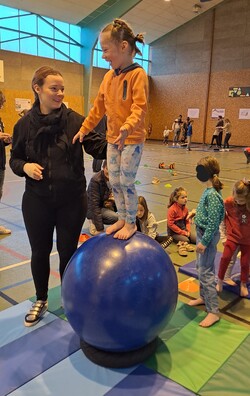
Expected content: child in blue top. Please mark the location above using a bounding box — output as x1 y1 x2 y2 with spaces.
188 156 225 328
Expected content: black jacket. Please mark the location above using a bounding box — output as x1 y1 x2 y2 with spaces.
87 170 114 230
10 105 106 198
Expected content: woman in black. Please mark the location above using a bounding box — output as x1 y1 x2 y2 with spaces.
10 66 106 327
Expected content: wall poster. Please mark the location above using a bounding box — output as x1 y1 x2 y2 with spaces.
187 108 200 118
229 87 250 97
211 108 225 118
15 98 32 112
239 109 250 120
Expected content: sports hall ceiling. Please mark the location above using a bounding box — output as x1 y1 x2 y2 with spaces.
2 0 225 44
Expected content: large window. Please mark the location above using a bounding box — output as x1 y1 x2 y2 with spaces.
93 40 150 73
0 4 150 71
0 5 81 63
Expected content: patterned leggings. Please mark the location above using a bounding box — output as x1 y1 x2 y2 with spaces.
107 143 143 224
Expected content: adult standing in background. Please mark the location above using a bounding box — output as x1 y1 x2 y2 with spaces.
10 66 106 327
0 90 12 235
181 116 190 144
215 115 224 148
172 117 182 146
186 119 193 151
221 118 232 151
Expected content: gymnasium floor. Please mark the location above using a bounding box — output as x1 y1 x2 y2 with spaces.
1 141 250 395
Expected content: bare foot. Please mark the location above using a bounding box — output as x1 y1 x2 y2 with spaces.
187 297 205 306
216 279 223 293
106 220 125 235
240 282 249 297
199 313 220 328
113 223 137 240
224 278 237 286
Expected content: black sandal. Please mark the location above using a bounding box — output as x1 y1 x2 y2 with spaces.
24 300 48 327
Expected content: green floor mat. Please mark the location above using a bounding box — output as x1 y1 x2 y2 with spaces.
199 334 250 395
159 302 202 342
30 285 66 320
146 306 249 394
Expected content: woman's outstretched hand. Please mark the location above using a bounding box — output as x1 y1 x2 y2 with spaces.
72 130 86 144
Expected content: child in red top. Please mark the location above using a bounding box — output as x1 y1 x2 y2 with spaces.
217 179 250 297
167 187 196 255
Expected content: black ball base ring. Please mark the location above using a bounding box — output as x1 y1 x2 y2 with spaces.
80 337 158 368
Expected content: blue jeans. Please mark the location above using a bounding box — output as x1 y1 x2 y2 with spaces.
196 226 220 314
101 207 119 225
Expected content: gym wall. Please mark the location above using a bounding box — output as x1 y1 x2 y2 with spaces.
149 0 250 146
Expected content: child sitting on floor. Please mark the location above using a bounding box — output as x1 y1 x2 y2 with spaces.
216 179 250 297
167 187 196 256
136 195 173 249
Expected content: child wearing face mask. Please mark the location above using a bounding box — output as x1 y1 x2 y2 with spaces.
188 156 225 328
216 179 250 297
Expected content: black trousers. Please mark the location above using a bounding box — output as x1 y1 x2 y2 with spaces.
223 133 231 148
22 190 87 301
217 131 223 147
210 135 219 146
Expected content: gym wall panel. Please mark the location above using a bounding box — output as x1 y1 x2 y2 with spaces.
148 73 208 143
0 49 85 133
149 0 250 146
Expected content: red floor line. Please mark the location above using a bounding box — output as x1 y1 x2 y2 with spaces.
50 269 60 279
0 245 28 261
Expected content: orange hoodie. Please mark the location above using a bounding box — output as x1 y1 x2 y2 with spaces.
79 64 148 145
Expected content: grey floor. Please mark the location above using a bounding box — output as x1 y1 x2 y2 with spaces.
1 141 250 329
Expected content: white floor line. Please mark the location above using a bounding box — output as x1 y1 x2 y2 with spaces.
156 219 167 224
0 251 58 272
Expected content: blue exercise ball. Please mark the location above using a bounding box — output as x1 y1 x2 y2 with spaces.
62 232 178 352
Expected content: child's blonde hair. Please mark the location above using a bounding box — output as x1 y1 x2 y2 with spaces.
197 156 223 192
101 19 145 56
233 179 250 212
138 196 149 221
168 187 187 208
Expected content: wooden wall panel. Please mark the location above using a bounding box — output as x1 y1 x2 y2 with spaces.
148 73 209 143
0 50 84 134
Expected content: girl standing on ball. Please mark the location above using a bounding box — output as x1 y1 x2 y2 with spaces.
73 19 148 240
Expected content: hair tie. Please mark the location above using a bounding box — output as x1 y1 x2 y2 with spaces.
213 174 217 177
113 20 121 29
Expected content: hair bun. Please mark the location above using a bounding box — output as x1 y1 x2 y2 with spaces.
135 33 144 42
